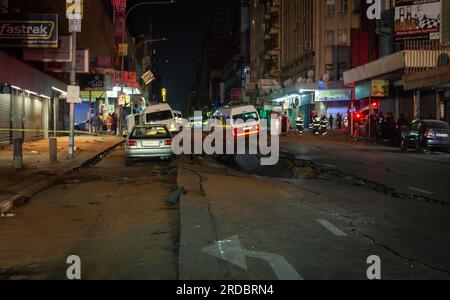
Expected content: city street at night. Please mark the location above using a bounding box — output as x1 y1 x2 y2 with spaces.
1 0 450 288
1 134 450 280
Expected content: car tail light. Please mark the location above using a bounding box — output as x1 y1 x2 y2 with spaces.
425 129 433 138
128 140 137 146
233 128 238 137
256 124 260 132
165 140 173 146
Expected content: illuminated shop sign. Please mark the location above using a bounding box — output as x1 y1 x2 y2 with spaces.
315 89 353 102
0 14 58 48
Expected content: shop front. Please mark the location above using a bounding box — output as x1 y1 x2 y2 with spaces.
314 89 353 121
1 51 67 145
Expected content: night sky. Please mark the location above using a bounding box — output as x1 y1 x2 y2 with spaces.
128 0 239 111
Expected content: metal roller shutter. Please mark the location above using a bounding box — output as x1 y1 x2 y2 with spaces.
0 94 11 146
12 90 24 140
24 95 43 142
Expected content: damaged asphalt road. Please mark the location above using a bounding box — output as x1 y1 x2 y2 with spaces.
178 152 450 280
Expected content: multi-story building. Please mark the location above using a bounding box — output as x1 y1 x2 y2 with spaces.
344 0 450 127
281 0 314 82
314 0 360 83
249 0 362 126
194 2 246 111
443 0 450 44
249 0 282 99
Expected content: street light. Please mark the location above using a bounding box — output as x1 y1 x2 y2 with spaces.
132 37 168 63
119 0 175 135
121 1 175 89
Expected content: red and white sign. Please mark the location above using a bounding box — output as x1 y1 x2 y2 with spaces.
111 0 126 13
113 71 140 88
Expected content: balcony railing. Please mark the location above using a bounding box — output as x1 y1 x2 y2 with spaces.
404 40 450 75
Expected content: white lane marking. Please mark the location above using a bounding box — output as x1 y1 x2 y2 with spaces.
202 235 303 280
316 219 348 237
408 187 434 195
278 190 292 198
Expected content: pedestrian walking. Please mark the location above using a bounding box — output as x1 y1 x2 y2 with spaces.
90 113 101 134
386 113 396 146
336 113 342 129
112 113 118 134
106 113 113 133
329 114 334 130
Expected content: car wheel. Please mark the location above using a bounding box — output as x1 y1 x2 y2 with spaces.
415 141 428 154
125 157 133 166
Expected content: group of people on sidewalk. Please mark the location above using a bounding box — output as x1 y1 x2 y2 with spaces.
89 113 118 134
328 113 345 130
363 112 408 145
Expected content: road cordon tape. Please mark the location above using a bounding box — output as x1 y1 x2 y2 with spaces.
0 128 116 137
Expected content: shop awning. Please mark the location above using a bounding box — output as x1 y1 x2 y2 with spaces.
343 51 405 85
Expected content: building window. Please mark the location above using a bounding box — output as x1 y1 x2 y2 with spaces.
326 64 335 81
338 29 348 45
338 63 348 80
326 0 335 16
326 30 335 46
340 0 348 15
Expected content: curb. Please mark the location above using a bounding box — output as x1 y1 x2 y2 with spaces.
0 139 124 215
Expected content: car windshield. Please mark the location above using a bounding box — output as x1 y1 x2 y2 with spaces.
232 112 259 123
131 127 171 139
425 121 450 129
146 110 173 123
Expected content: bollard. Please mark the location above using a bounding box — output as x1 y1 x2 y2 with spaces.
13 138 23 170
49 137 57 163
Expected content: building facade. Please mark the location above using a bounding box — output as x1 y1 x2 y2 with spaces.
344 0 450 129
443 0 450 44
0 0 139 145
248 0 362 127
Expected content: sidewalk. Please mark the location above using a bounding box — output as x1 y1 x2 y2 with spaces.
0 135 124 214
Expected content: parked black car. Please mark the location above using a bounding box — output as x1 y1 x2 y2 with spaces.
401 120 450 153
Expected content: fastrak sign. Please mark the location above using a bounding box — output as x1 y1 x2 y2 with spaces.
0 14 58 48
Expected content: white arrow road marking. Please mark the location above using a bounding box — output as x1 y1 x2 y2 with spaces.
317 219 348 237
202 235 303 280
408 187 433 195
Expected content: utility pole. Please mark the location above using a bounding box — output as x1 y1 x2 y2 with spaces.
66 0 83 159
69 31 77 160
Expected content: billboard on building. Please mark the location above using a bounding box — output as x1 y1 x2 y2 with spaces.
371 80 389 97
0 14 58 48
394 0 441 42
